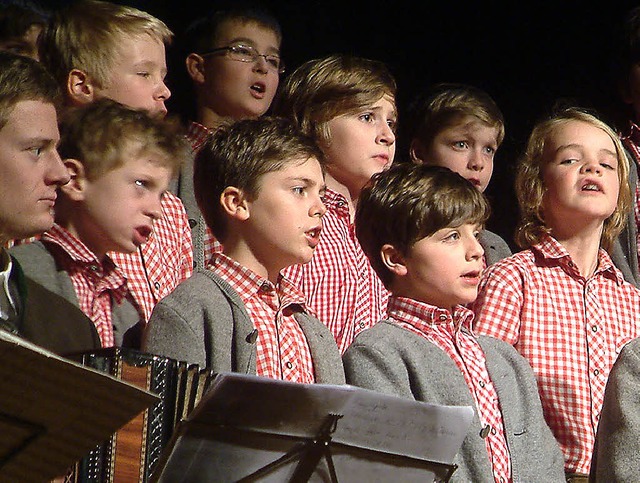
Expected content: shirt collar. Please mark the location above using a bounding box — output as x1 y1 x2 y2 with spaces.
388 295 475 333
533 233 622 284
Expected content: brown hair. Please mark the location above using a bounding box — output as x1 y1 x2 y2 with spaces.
272 54 396 146
356 163 490 288
58 98 188 180
194 116 324 241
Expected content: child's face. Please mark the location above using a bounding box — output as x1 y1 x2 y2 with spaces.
243 156 325 274
69 150 172 259
394 223 484 311
0 100 68 242
198 19 280 122
94 34 170 118
323 95 396 197
541 120 620 228
418 116 498 193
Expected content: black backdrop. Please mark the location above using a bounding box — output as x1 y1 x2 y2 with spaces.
39 0 640 246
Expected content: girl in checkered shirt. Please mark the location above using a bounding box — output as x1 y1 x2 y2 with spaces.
471 107 640 479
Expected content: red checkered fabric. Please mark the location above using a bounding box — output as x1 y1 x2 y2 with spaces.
283 188 389 354
187 121 223 265
110 192 193 321
212 252 315 383
471 234 640 474
620 122 640 271
42 224 134 347
390 296 512 482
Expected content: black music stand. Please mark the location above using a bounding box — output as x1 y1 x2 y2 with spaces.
153 373 472 483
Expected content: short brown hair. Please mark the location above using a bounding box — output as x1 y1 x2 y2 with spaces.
39 0 172 90
515 107 630 252
58 98 188 181
0 50 60 130
356 163 490 288
408 83 505 156
194 116 324 241
272 54 396 146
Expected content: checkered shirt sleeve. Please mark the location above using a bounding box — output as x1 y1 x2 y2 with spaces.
212 253 315 383
283 189 389 354
471 235 640 474
110 192 193 321
390 297 512 481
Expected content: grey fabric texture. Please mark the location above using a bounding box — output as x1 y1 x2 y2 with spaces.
343 321 565 482
143 268 345 384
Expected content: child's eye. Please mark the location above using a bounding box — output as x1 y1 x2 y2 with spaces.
292 186 305 195
444 231 460 242
359 113 374 122
135 179 148 188
387 119 397 131
483 146 496 155
453 141 469 149
560 158 578 165
28 146 43 157
600 162 616 170
137 72 151 78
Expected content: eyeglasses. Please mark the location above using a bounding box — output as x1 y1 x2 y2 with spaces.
200 44 285 74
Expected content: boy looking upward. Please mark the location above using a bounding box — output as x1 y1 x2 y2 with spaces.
143 117 344 384
0 51 99 353
273 54 396 353
11 99 188 348
407 83 511 265
38 0 193 321
471 108 640 477
343 163 564 482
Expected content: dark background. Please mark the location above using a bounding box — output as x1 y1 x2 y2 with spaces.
40 0 640 247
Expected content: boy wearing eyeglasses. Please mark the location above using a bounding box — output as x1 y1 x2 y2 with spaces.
175 1 284 268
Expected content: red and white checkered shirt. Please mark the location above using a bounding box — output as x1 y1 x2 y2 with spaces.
42 224 134 347
471 234 640 474
283 188 389 354
620 121 640 271
211 252 315 383
110 192 193 322
389 296 512 482
187 121 223 266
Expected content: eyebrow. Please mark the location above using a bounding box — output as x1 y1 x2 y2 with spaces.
555 143 617 158
225 37 280 54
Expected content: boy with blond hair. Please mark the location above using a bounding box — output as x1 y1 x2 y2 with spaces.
11 99 188 348
343 163 564 482
273 54 396 353
471 108 640 478
143 117 344 384
407 82 511 265
38 0 193 321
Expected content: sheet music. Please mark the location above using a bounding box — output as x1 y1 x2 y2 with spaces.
0 330 158 482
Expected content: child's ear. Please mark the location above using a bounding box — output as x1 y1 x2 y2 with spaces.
220 186 250 221
380 244 408 277
59 159 88 201
185 53 206 84
409 139 425 165
67 69 96 105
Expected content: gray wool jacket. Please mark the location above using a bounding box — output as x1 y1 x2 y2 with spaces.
479 229 512 267
142 269 346 384
343 321 565 483
590 336 640 482
10 241 142 347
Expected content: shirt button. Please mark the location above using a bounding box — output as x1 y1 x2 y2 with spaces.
591 325 598 332
478 380 485 388
154 281 161 290
89 265 99 272
480 425 491 438
439 314 447 321
594 369 600 376
188 218 197 228
286 361 293 369
359 322 366 328
491 427 497 435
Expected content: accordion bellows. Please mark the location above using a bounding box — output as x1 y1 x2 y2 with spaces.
67 348 215 482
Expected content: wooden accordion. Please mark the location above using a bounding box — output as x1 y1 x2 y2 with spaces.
66 348 215 482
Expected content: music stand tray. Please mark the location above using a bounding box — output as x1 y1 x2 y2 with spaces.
153 373 473 482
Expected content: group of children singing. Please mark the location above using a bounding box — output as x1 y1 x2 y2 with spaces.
4 0 640 481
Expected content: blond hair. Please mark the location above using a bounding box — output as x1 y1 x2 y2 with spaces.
515 107 630 252
272 54 396 146
39 0 172 89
